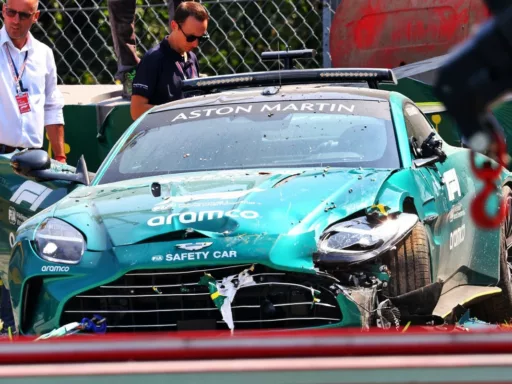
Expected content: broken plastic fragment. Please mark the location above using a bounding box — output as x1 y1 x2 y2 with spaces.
310 288 321 309
377 299 400 331
458 309 500 330
35 315 107 340
35 322 81 340
152 286 162 294
402 321 411 333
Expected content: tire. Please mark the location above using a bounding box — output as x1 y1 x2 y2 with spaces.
471 186 512 323
384 222 432 297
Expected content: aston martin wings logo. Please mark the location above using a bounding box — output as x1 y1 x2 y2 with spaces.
175 242 213 251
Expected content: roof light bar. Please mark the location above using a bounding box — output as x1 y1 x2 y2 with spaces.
195 76 254 87
182 68 397 94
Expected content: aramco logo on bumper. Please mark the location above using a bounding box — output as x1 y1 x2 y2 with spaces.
41 265 70 272
147 210 260 227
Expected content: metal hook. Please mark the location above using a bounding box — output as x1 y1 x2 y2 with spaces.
469 130 507 229
470 181 506 229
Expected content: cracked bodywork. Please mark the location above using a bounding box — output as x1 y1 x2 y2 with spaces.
9 168 400 333
5 167 447 333
1 83 510 334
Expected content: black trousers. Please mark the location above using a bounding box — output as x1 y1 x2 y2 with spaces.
0 144 26 154
108 0 182 80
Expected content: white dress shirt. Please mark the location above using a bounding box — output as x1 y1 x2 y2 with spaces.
0 27 64 148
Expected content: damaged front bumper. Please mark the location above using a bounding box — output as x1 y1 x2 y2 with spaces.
12 231 385 335
59 263 376 332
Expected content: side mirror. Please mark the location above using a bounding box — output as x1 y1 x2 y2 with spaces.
410 133 447 167
11 149 91 186
413 155 441 168
10 149 51 174
421 132 447 163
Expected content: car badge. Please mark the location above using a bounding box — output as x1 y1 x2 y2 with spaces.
175 242 213 251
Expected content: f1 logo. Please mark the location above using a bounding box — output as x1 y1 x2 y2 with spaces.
10 181 52 211
443 168 461 202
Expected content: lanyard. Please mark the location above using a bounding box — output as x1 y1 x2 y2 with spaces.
4 46 28 94
175 60 197 80
175 61 188 80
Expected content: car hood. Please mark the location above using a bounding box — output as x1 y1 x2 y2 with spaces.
53 168 394 250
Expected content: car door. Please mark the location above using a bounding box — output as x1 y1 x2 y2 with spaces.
403 102 499 289
433 140 500 289
403 102 457 282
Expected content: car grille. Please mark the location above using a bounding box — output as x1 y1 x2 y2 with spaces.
60 264 343 332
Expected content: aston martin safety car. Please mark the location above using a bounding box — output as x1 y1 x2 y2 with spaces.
1 66 511 335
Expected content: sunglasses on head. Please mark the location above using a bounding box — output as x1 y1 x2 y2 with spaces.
178 23 209 43
4 7 35 20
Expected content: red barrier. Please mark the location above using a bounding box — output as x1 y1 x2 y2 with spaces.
2 355 512 378
2 327 512 365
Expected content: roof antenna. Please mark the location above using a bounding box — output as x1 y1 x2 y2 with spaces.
277 43 286 87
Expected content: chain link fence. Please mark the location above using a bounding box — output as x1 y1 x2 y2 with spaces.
0 0 337 84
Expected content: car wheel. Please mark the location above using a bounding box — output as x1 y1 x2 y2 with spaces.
471 186 512 323
384 222 432 297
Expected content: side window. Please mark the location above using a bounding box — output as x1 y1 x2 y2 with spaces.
403 103 437 156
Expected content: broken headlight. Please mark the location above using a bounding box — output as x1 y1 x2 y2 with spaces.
34 218 85 265
314 213 418 266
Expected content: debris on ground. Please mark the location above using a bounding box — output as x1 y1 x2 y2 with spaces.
457 309 501 331
35 315 107 341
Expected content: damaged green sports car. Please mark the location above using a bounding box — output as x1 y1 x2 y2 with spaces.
3 68 512 335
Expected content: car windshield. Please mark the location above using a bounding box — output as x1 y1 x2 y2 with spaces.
98 99 400 184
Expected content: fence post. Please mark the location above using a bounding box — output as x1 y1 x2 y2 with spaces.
322 0 332 68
